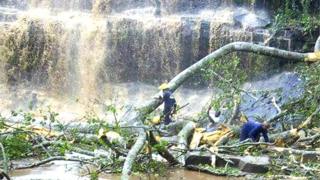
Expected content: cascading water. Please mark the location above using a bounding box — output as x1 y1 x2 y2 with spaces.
0 0 277 121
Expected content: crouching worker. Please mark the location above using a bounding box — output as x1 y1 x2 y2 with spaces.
159 83 177 125
240 117 270 142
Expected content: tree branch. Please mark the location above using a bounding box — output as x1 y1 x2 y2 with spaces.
149 132 179 165
218 141 273 149
14 156 92 170
176 122 196 165
0 143 8 174
226 98 240 125
298 106 320 130
266 146 320 156
121 128 147 180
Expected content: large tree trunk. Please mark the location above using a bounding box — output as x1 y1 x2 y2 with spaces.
176 122 196 165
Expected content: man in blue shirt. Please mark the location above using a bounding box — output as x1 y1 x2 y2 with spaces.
159 83 177 125
240 118 270 142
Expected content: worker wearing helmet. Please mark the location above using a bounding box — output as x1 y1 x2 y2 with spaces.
159 83 177 125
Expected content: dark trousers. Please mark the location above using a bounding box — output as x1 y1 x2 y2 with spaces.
163 108 172 125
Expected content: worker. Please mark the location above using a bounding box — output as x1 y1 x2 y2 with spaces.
240 118 270 142
159 83 177 125
30 92 38 110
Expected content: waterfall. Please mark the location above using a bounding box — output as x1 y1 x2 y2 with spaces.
0 0 278 119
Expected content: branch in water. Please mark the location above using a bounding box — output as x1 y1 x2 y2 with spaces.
14 156 93 170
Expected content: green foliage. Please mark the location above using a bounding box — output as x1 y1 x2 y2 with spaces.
53 141 71 155
0 116 6 129
267 156 320 178
273 0 320 35
23 112 35 125
89 171 99 180
197 54 250 121
132 159 167 175
201 54 247 92
0 133 32 159
104 103 120 126
199 164 241 176
0 115 32 159
152 140 168 152
289 62 320 122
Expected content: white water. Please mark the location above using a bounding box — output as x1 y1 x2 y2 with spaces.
0 4 269 122
0 82 215 123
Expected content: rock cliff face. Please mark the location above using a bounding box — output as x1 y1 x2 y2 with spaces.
0 2 280 89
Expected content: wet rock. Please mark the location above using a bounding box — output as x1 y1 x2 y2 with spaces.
238 156 269 173
240 72 303 123
233 8 271 29
184 152 236 167
185 152 269 174
185 151 212 166
268 28 305 51
214 154 240 168
301 153 320 163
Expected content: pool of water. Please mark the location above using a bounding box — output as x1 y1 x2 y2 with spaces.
10 160 236 180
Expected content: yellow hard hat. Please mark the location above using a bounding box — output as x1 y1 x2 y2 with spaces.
158 83 170 90
151 116 161 125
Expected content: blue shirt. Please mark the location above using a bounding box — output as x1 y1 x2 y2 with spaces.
240 120 269 142
163 90 176 113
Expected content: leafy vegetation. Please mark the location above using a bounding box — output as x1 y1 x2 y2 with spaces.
273 0 320 36
287 61 320 125
132 159 167 176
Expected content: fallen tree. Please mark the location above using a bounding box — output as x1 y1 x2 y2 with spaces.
119 39 320 179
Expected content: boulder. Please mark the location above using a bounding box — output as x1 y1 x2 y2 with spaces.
185 152 270 174
238 156 269 173
301 153 320 163
241 72 304 127
185 151 239 167
185 151 212 166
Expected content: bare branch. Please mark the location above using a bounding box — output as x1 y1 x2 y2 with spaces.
14 156 92 170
